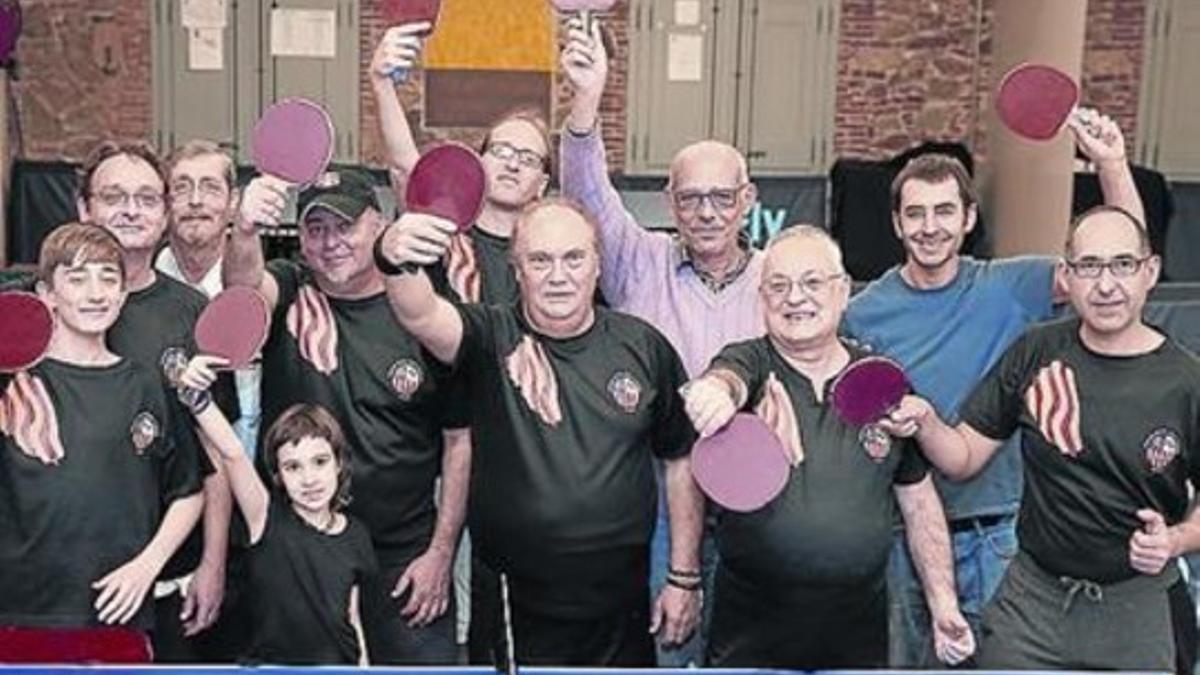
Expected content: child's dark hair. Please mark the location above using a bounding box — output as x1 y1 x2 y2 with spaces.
261 403 352 510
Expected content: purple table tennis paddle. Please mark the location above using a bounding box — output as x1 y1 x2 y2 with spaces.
691 413 790 512
830 356 910 427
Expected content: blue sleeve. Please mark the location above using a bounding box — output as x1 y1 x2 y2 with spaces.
993 256 1057 321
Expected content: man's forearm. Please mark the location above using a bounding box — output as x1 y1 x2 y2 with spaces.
141 493 205 573
1097 159 1146 227
429 427 471 555
663 456 704 572
223 223 267 290
897 478 958 615
199 448 232 571
373 79 420 180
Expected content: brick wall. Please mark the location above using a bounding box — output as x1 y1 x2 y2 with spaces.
359 1 630 174
11 0 1145 174
14 0 153 160
835 0 1146 161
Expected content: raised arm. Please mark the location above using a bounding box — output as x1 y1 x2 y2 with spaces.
223 176 289 310
559 16 663 306
180 355 271 544
377 213 466 364
369 23 430 192
1069 107 1145 226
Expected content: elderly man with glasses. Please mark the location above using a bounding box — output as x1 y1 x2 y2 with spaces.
681 226 973 669
558 18 765 664
883 205 1200 671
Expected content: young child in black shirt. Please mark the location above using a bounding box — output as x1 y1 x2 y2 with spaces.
181 356 377 665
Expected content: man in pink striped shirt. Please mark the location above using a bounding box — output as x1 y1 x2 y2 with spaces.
559 18 766 665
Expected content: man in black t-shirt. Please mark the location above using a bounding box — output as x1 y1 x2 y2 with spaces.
681 226 972 669
0 223 203 663
377 198 704 666
889 206 1200 670
75 141 236 660
224 168 468 664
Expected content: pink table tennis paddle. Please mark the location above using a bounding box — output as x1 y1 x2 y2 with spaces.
195 287 270 370
830 356 910 427
381 0 442 82
995 62 1080 141
405 142 486 234
0 292 53 373
251 98 335 186
691 413 790 512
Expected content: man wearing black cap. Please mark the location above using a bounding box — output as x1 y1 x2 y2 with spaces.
222 170 469 664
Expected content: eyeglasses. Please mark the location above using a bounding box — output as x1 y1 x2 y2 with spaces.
485 141 547 171
762 272 845 301
1064 255 1150 279
170 178 228 202
670 185 746 214
93 188 165 211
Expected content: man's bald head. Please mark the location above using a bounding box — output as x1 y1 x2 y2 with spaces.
668 140 749 189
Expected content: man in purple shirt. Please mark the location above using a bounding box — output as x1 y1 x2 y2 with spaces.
559 18 765 665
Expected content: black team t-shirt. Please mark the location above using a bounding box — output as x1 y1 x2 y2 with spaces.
711 338 928 597
0 359 204 630
453 303 695 617
243 499 377 665
961 318 1200 583
259 260 462 566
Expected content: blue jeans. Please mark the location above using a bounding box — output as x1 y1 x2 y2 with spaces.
888 513 1017 668
649 503 718 667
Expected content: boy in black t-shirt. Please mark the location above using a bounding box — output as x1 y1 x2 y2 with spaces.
0 223 203 663
377 198 703 666
888 206 1200 670
179 351 376 665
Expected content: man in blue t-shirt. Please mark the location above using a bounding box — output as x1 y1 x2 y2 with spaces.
844 108 1146 668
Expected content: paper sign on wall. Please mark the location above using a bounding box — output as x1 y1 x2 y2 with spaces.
188 27 224 70
270 9 337 58
182 0 228 29
675 0 701 26
667 33 702 82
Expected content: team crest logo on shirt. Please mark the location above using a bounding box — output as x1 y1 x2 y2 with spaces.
159 347 189 388
130 412 160 454
1143 427 1181 474
607 371 642 414
387 359 424 401
859 423 891 462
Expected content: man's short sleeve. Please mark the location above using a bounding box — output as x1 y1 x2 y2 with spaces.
155 383 206 504
958 332 1037 441
709 338 769 407
893 437 930 485
994 256 1057 321
651 335 698 460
